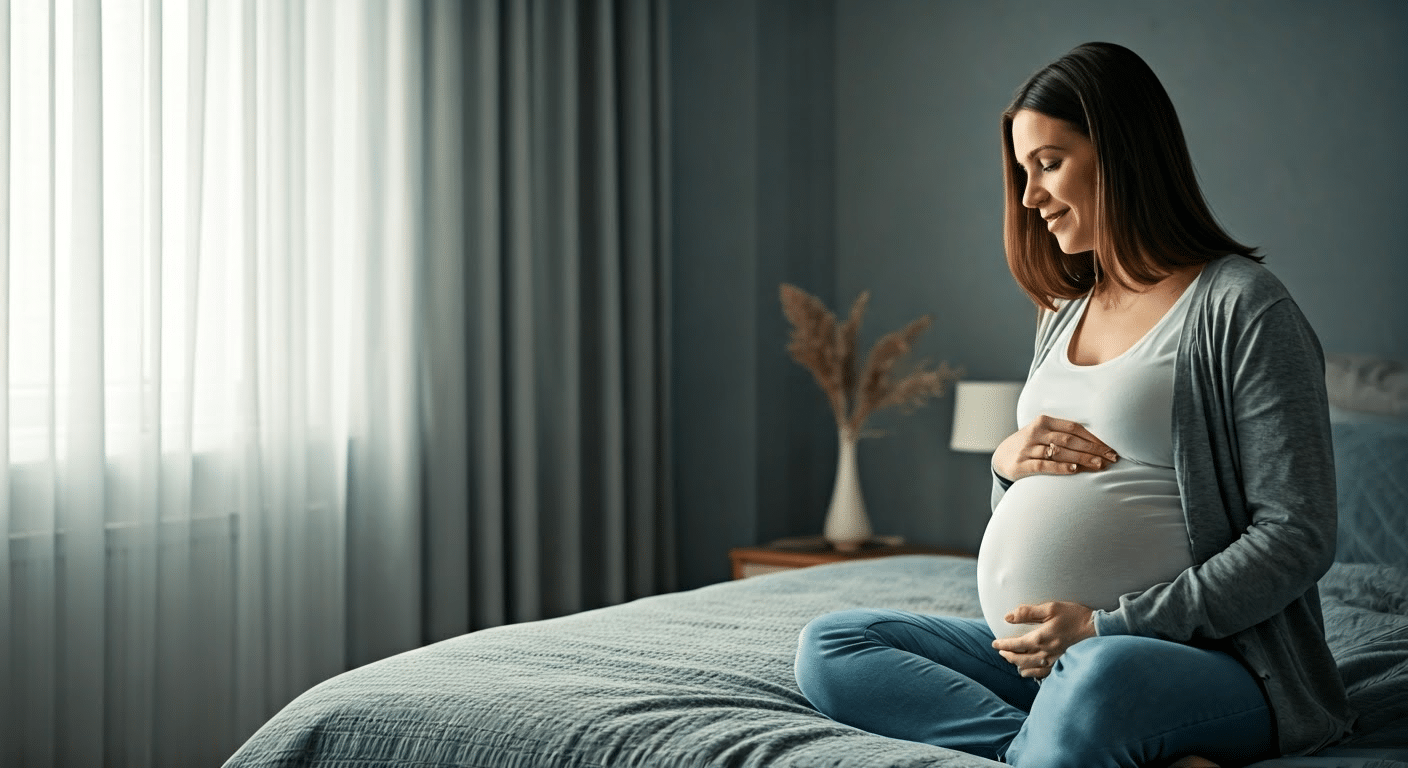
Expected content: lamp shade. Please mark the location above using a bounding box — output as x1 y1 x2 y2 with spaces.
949 381 1023 453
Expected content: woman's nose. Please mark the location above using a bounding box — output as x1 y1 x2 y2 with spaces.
1021 177 1045 209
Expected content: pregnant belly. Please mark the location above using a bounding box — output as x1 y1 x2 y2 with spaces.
977 468 1192 639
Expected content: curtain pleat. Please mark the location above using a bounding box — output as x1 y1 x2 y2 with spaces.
0 0 13 760
421 0 471 643
127 1 161 764
60 3 107 765
466 0 506 630
299 0 345 695
622 0 667 601
589 0 628 609
547 0 584 625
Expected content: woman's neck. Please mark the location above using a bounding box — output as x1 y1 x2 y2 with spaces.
1091 260 1202 310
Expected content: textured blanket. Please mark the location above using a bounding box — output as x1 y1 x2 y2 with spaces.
224 556 1408 768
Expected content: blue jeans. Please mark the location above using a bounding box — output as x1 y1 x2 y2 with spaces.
794 609 1274 767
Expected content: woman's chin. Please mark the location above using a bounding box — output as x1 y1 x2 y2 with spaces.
1053 238 1092 256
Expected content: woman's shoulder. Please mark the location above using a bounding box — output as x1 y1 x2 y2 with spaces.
1194 255 1295 319
1034 296 1084 352
1039 295 1085 325
1191 255 1323 358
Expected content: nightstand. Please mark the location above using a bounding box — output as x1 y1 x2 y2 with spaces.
729 536 972 579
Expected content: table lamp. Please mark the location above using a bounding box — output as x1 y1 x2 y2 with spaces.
950 381 1023 453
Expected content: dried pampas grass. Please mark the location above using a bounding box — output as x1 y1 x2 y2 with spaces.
781 284 962 437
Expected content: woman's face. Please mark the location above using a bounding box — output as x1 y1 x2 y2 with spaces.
1010 109 1099 255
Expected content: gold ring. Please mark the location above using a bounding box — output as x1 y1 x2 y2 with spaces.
1045 443 1056 460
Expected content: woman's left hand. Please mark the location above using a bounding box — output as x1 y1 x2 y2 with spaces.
991 601 1097 679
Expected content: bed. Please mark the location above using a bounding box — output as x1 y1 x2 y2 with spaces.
224 357 1408 768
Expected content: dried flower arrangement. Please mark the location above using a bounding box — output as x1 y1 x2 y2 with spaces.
780 283 962 438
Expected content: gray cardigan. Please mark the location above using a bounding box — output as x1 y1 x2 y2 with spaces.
991 255 1352 755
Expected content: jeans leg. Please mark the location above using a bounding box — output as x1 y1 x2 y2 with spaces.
1006 636 1274 768
795 609 1039 760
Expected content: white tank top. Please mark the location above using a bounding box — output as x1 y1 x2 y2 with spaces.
977 273 1200 639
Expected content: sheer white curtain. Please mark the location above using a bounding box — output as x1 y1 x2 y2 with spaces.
2 1 433 765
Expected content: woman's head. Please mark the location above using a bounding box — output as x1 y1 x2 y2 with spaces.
1001 42 1258 309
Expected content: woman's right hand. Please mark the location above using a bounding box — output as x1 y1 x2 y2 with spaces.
992 414 1118 481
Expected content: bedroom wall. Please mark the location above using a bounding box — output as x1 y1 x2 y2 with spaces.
671 0 840 588
671 0 1408 589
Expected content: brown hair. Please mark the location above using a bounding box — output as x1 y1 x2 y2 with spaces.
1001 42 1259 310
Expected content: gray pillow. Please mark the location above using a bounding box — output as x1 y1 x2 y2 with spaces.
1331 420 1408 566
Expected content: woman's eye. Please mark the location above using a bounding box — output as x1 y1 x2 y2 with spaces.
1041 160 1062 172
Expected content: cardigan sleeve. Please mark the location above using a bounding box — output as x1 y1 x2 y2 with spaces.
1092 297 1338 640
989 469 1013 513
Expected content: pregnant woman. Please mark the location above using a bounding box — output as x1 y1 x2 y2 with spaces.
794 43 1350 767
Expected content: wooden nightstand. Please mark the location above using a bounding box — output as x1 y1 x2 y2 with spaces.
729 536 972 579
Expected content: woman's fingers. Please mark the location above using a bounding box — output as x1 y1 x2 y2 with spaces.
1022 654 1053 679
995 415 1120 481
1040 417 1118 458
992 601 1096 678
1033 416 1118 472
1032 452 1079 474
996 649 1053 678
1030 438 1106 472
1038 441 1108 470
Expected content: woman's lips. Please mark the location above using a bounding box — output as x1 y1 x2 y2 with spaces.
1044 210 1067 230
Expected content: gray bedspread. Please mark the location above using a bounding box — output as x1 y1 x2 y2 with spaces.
225 555 1408 768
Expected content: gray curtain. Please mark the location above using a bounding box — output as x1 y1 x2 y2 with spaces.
420 0 675 640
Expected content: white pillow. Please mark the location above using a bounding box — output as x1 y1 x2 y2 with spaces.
1325 354 1408 417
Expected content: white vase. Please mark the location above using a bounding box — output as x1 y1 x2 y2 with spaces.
823 428 872 552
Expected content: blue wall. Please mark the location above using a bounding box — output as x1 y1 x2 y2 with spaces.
672 0 1408 589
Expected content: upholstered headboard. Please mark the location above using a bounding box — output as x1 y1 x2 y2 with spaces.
1325 355 1408 566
